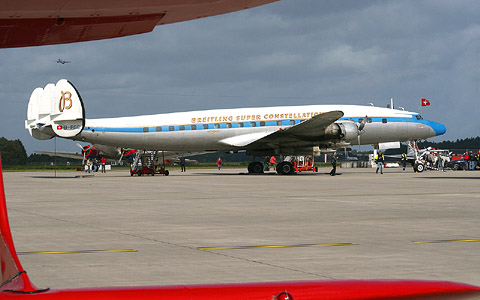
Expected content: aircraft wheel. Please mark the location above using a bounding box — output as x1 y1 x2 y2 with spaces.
164 170 169 176
277 161 294 175
414 163 425 173
247 162 264 174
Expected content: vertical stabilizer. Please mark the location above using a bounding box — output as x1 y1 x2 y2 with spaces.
0 155 41 293
25 79 85 140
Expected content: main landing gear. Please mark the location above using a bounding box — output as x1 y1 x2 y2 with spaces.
247 161 264 174
276 161 295 175
247 160 296 175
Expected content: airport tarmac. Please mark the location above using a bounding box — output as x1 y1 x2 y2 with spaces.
2 167 480 289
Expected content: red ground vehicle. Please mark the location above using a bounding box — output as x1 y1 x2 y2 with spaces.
293 156 318 173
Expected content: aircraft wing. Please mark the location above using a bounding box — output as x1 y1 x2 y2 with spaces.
161 151 212 166
220 111 344 149
0 0 278 48
35 151 84 161
35 150 119 163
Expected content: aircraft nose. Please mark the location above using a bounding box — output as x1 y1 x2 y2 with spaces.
430 121 446 136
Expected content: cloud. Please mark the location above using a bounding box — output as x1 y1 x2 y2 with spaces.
2 0 480 154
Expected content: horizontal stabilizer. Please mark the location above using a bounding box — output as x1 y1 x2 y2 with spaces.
25 79 85 140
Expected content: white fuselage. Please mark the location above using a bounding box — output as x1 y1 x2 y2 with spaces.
74 105 445 155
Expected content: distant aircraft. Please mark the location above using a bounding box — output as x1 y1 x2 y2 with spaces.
56 59 71 64
36 142 199 167
2 156 480 298
26 80 447 175
384 142 452 172
0 0 279 48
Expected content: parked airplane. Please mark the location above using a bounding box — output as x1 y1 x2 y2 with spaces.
0 0 278 48
1 156 480 299
25 80 447 175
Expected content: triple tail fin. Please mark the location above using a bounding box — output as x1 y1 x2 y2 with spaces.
0 155 44 293
25 79 85 140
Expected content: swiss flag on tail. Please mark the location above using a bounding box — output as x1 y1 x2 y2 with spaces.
421 98 431 106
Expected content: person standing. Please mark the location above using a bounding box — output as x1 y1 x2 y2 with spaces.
179 155 186 172
401 152 407 171
375 151 384 174
269 156 277 170
330 151 338 176
86 158 91 173
468 151 476 170
100 157 107 173
264 156 269 171
216 157 223 170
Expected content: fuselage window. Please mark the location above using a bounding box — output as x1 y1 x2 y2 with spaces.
203 124 209 129
250 122 257 127
169 126 175 131
214 123 220 129
226 123 232 128
260 121 266 126
367 118 372 123
290 120 295 126
191 125 197 130
277 120 282 126
358 118 363 123
143 127 149 133
156 126 162 132
179 125 185 130
382 118 387 124
238 122 244 128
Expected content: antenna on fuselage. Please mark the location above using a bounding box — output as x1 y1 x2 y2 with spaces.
387 98 394 109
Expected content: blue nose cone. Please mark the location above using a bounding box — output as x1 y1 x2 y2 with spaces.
430 121 447 136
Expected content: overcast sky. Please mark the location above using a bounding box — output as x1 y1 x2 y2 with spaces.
1 0 480 154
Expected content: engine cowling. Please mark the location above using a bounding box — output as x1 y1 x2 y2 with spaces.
324 120 359 142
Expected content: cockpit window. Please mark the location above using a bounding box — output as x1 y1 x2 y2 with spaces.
416 115 423 120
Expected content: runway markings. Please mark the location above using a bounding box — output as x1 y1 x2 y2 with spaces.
17 249 137 255
198 243 356 250
414 239 480 244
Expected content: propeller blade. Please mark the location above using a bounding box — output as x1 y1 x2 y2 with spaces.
118 151 124 164
358 116 368 132
74 142 84 150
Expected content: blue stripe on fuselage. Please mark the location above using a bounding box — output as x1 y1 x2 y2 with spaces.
85 116 445 136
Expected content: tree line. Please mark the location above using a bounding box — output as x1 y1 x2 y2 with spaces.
1 136 479 166
0 137 80 165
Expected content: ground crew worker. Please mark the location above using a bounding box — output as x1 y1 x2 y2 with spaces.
330 151 338 176
401 153 407 171
375 151 384 174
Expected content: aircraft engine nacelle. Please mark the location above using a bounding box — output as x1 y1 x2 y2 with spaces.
324 121 359 142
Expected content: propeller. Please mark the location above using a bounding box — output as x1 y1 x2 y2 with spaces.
357 116 368 145
118 148 125 164
75 142 87 164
